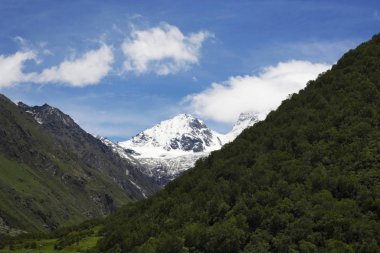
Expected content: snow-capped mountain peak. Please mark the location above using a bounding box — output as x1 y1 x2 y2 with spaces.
100 112 259 185
231 112 259 134
118 113 222 159
222 112 259 143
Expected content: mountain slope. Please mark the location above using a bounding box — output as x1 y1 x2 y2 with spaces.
95 34 380 252
0 97 158 234
18 102 158 198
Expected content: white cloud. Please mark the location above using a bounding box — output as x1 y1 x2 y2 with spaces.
185 60 331 123
0 44 114 88
0 51 36 87
1 23 210 87
33 44 114 87
122 23 212 75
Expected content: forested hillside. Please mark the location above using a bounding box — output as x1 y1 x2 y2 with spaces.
94 34 380 252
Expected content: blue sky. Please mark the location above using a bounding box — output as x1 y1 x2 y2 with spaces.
0 0 379 141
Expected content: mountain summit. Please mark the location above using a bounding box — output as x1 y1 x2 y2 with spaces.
115 114 223 184
110 113 258 184
119 114 223 157
18 102 77 127
222 112 259 143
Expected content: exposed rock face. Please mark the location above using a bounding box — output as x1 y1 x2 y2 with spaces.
18 102 77 127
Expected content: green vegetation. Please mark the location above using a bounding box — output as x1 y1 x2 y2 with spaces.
0 93 157 234
0 221 101 252
89 34 380 252
0 236 101 253
0 140 130 233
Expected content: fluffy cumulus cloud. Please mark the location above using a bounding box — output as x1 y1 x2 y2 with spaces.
186 60 331 123
0 23 210 87
32 44 114 87
0 44 113 88
122 23 212 75
0 51 36 87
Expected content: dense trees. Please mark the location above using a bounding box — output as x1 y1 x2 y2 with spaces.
93 34 380 252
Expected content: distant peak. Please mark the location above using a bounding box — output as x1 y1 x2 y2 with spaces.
17 101 29 109
154 114 203 127
42 103 53 108
177 113 192 117
234 112 259 127
119 113 222 155
18 102 56 111
221 112 260 143
162 114 207 130
237 112 258 122
172 113 196 120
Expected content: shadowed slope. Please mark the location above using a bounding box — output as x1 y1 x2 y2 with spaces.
0 96 158 234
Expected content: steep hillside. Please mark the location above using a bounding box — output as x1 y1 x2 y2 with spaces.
93 34 380 252
0 97 158 234
18 102 158 198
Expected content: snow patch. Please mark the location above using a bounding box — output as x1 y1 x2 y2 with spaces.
128 179 147 198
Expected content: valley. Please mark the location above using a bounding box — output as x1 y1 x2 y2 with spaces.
0 2 379 252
